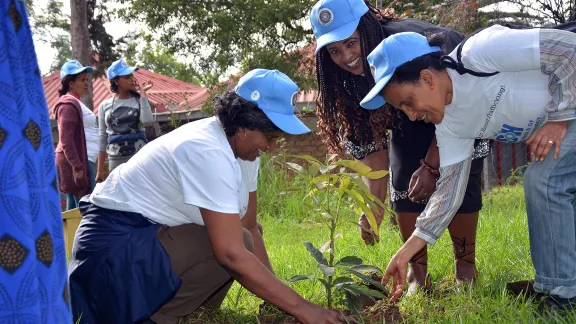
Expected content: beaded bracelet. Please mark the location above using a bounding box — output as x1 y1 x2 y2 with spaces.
420 159 440 177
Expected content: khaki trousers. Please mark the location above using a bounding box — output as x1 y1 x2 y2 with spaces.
150 223 261 324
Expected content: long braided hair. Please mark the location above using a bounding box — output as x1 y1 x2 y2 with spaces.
315 2 398 156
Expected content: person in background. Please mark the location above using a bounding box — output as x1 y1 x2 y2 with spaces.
95 59 153 183
53 60 98 210
0 0 72 321
68 69 344 324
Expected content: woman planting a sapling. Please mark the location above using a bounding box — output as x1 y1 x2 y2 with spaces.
361 27 576 313
68 69 345 324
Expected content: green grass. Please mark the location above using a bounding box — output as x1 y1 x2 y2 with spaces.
186 157 576 323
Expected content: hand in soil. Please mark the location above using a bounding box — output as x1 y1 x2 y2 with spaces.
359 212 383 246
382 253 409 303
294 303 345 324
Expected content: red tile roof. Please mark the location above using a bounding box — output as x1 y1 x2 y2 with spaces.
42 68 208 117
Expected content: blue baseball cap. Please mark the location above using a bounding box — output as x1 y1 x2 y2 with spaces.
107 59 138 80
310 0 369 54
234 69 311 135
360 32 441 110
60 60 93 79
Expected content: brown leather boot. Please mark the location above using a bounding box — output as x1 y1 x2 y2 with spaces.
448 212 479 284
396 212 432 294
506 280 547 299
406 248 432 295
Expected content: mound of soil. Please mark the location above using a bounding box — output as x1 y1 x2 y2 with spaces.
359 300 403 323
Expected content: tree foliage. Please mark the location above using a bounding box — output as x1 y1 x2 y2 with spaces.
30 0 123 75
30 0 200 83
504 0 575 25
49 34 73 73
117 0 317 89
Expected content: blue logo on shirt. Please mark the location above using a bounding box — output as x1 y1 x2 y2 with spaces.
495 124 524 142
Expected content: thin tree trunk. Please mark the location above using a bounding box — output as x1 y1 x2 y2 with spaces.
70 0 93 110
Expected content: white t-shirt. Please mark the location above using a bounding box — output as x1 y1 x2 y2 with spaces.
69 96 99 163
436 25 550 166
90 117 260 226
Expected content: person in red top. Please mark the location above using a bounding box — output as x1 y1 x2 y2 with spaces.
53 60 95 209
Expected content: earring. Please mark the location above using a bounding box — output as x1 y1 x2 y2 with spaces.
430 85 435 89
242 132 247 140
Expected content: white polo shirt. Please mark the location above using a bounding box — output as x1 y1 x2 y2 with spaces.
90 117 259 226
436 25 550 167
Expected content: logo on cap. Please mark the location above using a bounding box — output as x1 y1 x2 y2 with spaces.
291 92 298 108
251 91 260 101
75 61 83 67
318 8 333 26
121 60 129 67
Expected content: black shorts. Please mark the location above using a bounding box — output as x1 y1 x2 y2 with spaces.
389 113 487 214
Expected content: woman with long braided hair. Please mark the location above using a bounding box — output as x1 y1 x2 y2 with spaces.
310 0 491 293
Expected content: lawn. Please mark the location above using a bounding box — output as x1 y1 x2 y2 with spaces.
184 157 576 323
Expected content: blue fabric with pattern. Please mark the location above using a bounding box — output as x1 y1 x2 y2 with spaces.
0 0 72 323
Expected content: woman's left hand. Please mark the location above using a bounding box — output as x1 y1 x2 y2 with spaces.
526 121 568 161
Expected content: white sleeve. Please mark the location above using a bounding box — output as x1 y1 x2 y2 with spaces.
173 145 240 214
98 101 108 152
238 158 259 192
462 25 540 73
436 136 475 167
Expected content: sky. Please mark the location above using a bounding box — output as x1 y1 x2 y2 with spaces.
32 0 144 75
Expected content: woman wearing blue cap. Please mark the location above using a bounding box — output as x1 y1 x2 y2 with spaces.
310 0 487 292
361 27 576 311
69 69 344 324
53 60 98 209
95 59 154 183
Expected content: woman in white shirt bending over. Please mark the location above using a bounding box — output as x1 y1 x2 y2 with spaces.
68 69 345 324
360 26 576 313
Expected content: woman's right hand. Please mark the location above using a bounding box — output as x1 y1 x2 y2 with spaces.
73 169 89 190
293 302 345 324
74 169 84 179
139 80 153 97
95 172 106 184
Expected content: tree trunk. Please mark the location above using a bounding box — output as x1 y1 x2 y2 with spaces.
70 0 93 110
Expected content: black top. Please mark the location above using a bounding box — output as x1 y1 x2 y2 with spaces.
344 18 491 161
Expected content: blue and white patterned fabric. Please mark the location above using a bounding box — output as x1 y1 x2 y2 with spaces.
0 0 72 322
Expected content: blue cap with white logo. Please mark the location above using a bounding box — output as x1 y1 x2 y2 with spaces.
107 59 138 80
234 69 311 135
60 60 93 80
360 32 441 110
310 0 369 54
